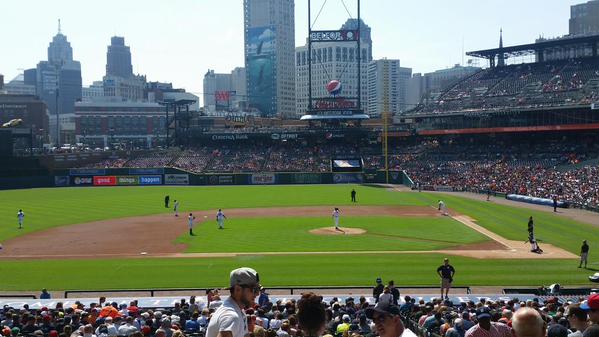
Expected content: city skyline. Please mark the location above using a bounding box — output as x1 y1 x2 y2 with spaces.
0 0 583 98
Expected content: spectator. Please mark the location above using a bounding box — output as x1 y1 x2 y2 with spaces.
567 306 589 337
365 301 416 337
206 267 261 337
465 308 511 337
373 278 384 303
580 294 599 325
512 308 545 337
40 289 51 300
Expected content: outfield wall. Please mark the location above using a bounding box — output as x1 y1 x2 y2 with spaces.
0 169 410 190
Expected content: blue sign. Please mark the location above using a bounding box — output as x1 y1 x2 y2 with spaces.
69 169 106 176
54 176 70 187
129 168 164 175
139 176 162 185
333 173 364 184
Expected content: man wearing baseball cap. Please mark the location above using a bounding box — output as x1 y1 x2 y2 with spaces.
365 301 417 337
465 308 511 337
580 294 599 325
206 267 261 337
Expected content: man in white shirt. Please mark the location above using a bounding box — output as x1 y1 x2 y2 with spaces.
216 209 227 229
206 267 261 337
174 200 180 217
17 209 24 229
365 301 417 337
188 213 196 236
332 208 341 231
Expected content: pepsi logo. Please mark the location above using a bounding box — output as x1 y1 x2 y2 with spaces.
326 80 342 96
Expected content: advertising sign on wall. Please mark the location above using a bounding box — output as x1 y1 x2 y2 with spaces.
117 176 139 186
72 176 93 186
247 26 276 117
333 173 364 184
164 174 190 185
251 173 276 185
54 176 70 187
208 175 234 185
93 176 117 186
139 176 162 185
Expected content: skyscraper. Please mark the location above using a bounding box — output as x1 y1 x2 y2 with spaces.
570 0 599 36
340 19 373 63
367 59 412 116
35 22 82 121
106 36 133 78
244 0 295 118
103 36 145 102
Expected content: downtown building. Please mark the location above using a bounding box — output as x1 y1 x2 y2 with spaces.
367 59 412 116
243 0 295 118
103 36 145 102
570 0 599 36
202 67 247 114
31 25 82 145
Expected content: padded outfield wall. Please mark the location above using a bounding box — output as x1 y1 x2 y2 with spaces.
0 168 408 189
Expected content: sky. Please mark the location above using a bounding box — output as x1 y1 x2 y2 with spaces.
0 0 584 98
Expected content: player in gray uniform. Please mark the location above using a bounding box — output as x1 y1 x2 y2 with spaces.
216 209 227 229
17 209 24 229
173 200 180 217
188 213 196 236
332 208 341 231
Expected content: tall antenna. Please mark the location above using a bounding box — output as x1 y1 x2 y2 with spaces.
58 19 62 34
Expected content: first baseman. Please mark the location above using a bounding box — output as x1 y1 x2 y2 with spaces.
17 209 24 229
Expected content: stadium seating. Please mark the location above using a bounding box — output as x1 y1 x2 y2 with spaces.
412 58 599 114
0 293 595 337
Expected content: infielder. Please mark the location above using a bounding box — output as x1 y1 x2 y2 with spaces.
17 209 24 229
332 207 341 231
188 213 196 236
438 200 448 216
216 209 227 229
173 200 180 217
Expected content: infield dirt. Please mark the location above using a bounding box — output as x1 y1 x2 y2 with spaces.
0 205 577 260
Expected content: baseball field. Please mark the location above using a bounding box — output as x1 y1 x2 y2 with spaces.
0 184 597 291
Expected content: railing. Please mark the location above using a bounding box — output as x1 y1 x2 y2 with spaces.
503 287 597 296
64 285 472 298
0 294 36 299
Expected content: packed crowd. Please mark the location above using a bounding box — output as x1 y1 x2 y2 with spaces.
413 58 599 114
2 285 599 337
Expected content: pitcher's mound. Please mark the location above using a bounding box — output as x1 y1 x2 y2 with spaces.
309 227 366 235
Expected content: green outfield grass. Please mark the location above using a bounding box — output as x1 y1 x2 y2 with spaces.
0 184 597 290
0 254 594 291
176 216 489 252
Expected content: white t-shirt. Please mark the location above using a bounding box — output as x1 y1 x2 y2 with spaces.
188 215 194 227
332 210 340 218
206 297 247 337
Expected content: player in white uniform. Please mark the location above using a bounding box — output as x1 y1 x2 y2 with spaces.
173 200 180 217
17 209 24 229
438 200 448 216
216 209 227 229
188 213 196 236
332 208 341 230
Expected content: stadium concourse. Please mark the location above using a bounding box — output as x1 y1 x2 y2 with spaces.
1 291 599 337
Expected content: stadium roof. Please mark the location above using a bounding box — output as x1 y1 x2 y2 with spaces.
467 34 599 59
